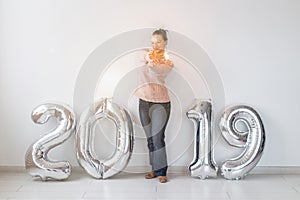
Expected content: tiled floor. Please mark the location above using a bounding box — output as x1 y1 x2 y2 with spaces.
0 171 300 199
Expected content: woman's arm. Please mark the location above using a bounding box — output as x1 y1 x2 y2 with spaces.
145 49 173 67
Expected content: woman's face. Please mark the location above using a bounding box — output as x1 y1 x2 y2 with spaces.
151 34 167 50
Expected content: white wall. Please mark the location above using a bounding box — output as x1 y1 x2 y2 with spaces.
0 0 300 167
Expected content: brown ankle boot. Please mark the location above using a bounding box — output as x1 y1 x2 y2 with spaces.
158 176 168 183
145 171 156 179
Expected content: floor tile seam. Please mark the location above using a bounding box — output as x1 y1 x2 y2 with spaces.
282 175 300 190
226 191 231 199
15 185 22 192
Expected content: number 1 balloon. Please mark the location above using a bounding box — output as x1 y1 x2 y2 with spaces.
219 105 265 180
186 100 218 179
25 103 76 181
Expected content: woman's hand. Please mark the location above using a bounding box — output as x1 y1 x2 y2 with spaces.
164 59 174 67
145 49 173 67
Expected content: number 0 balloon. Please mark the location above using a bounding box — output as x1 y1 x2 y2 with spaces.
76 98 134 179
219 105 266 180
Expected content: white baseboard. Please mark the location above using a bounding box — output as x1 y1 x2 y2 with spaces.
2 166 300 175
123 166 300 175
250 166 300 174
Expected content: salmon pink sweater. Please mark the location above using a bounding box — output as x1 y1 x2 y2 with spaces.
134 50 173 103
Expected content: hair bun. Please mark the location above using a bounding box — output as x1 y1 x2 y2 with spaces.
152 28 169 41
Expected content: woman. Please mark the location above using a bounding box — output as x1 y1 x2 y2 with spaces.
134 29 174 183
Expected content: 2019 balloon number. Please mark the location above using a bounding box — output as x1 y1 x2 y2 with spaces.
25 98 265 181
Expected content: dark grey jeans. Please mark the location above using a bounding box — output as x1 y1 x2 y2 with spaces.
138 98 171 176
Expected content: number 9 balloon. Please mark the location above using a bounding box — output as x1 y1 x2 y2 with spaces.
219 105 266 180
25 103 76 181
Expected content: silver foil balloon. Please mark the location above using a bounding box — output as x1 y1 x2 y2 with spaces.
186 100 218 179
76 98 134 179
220 105 265 180
25 103 76 181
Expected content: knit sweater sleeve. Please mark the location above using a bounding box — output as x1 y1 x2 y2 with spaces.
149 63 173 74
